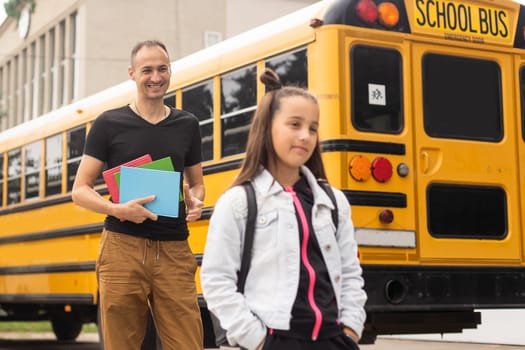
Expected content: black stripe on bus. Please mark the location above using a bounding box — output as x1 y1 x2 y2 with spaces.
0 294 94 305
0 262 96 275
320 139 406 155
344 190 407 208
195 254 203 266
0 195 73 215
201 207 212 220
203 158 243 175
0 206 212 245
0 187 107 216
0 223 103 244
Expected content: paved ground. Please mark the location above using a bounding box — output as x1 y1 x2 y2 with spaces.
0 332 522 350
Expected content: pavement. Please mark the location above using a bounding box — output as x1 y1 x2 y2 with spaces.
0 332 522 350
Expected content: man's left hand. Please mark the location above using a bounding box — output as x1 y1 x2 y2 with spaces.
184 183 203 221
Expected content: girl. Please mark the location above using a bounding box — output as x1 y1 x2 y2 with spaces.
200 69 367 350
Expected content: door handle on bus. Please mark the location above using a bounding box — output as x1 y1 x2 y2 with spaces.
421 151 429 174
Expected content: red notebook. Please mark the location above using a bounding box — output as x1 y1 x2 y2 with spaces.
102 154 152 203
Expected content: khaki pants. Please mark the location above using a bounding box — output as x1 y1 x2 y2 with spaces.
97 229 203 350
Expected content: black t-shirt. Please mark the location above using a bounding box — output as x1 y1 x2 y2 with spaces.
84 105 202 240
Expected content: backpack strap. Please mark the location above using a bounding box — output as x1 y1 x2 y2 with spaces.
237 182 256 294
317 179 339 230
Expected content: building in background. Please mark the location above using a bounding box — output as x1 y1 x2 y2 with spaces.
0 0 316 131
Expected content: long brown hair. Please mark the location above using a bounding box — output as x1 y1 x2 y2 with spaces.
232 68 327 187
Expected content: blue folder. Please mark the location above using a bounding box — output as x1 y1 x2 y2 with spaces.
119 166 181 218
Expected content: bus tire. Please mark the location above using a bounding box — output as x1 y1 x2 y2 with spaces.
51 316 83 341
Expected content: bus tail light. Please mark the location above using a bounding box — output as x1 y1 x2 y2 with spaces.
371 157 393 182
379 209 394 224
378 2 400 27
356 0 378 24
349 155 372 181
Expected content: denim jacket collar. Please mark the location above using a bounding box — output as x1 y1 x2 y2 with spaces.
252 166 335 210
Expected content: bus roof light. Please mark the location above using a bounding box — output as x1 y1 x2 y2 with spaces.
356 0 378 24
378 2 400 27
310 18 323 28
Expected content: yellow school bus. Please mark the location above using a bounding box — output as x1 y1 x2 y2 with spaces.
1 0 525 345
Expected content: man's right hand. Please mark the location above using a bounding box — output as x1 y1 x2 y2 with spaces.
115 195 158 223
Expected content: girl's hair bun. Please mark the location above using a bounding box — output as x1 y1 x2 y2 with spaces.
260 68 282 91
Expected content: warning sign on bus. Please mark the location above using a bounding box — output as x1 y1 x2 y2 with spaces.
411 0 515 45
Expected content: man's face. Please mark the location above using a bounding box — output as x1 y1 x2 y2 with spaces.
128 45 171 101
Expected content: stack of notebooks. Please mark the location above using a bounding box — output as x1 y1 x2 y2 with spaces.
102 154 181 218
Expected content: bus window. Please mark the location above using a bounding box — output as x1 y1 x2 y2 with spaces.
265 48 308 88
220 65 256 157
164 93 176 108
24 141 41 200
67 126 86 191
182 80 213 162
351 45 403 133
7 148 21 205
428 184 507 239
0 154 4 207
422 54 502 142
45 133 63 196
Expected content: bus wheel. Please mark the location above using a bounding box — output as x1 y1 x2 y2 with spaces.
51 316 83 341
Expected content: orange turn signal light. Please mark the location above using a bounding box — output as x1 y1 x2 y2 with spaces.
349 155 372 181
378 2 400 27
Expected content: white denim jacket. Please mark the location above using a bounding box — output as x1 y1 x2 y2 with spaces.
200 167 367 350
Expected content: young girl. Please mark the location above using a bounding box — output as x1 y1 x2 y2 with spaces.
200 69 367 350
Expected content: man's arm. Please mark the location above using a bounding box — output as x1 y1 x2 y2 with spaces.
72 154 157 223
183 163 204 222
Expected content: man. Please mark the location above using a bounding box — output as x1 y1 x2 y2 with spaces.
72 40 204 350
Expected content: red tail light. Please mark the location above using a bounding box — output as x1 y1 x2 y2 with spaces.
356 0 378 24
371 157 393 182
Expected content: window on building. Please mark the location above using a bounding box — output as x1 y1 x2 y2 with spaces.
6 61 12 128
31 41 38 119
25 141 41 200
70 12 78 102
46 134 62 196
58 20 66 107
38 34 46 116
0 154 4 207
204 31 223 47
182 81 214 162
48 28 56 111
22 48 31 123
0 66 5 128
220 65 257 157
13 55 19 125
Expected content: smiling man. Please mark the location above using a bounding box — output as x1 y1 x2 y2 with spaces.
72 40 205 350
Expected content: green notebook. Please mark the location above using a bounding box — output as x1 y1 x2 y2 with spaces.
115 156 175 186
